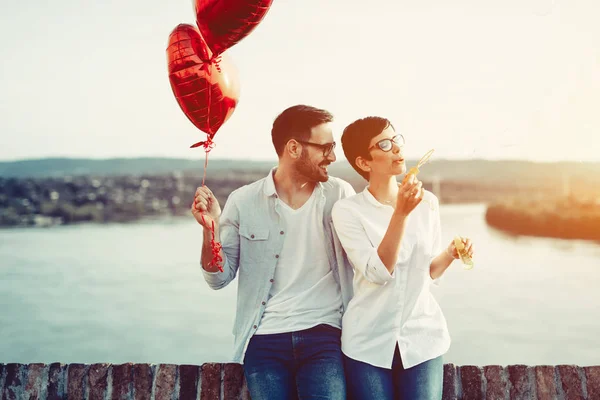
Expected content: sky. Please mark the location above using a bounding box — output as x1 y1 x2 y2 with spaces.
0 0 599 162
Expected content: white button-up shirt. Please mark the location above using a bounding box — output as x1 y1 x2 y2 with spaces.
331 187 450 369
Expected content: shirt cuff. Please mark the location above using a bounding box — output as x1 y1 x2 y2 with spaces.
364 250 396 285
202 257 230 288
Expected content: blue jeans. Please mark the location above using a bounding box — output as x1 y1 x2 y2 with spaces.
243 324 346 400
343 346 443 400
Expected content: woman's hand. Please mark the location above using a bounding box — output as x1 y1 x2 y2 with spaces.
395 174 424 216
446 236 474 260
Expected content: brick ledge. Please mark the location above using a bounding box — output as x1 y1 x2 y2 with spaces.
1 363 599 399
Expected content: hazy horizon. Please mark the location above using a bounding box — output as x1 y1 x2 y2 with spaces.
1 0 599 163
2 155 600 166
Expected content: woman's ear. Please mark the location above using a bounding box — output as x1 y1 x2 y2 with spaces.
355 156 371 173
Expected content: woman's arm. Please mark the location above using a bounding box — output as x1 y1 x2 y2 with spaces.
332 177 425 283
377 176 424 273
429 250 455 280
332 201 395 285
427 196 473 280
377 212 408 274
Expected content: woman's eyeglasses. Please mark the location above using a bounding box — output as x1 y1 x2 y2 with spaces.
368 134 405 152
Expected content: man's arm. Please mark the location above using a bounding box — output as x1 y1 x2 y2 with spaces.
193 187 241 289
201 223 223 273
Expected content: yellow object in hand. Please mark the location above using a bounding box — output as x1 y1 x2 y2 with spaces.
402 166 421 184
401 149 435 210
453 236 474 270
402 149 434 185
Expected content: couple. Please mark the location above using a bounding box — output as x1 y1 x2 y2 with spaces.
192 105 474 400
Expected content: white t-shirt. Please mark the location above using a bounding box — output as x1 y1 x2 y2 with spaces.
331 188 450 369
255 189 343 334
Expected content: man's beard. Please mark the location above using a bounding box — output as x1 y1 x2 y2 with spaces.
295 152 330 183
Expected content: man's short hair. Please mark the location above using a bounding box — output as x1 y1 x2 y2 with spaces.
271 105 334 157
341 117 394 181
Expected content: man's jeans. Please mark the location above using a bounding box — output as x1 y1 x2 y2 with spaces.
343 345 443 400
243 324 346 400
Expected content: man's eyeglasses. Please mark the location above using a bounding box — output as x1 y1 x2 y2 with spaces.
368 134 405 152
295 140 336 157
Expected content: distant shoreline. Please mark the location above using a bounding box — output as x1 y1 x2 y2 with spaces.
0 171 495 228
3 158 600 231
1 166 522 228
485 198 600 242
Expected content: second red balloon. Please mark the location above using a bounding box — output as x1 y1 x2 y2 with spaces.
194 0 274 56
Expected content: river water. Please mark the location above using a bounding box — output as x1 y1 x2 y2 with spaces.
1 204 599 366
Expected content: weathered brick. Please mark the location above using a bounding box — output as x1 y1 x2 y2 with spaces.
507 365 534 400
535 366 559 400
132 364 152 400
223 364 245 400
442 363 457 400
584 366 600 400
459 365 482 400
67 364 88 400
112 363 133 400
154 364 177 400
484 365 508 400
557 365 585 400
88 363 109 400
201 363 221 400
4 362 600 399
179 365 200 400
2 363 25 400
24 363 47 400
47 363 67 400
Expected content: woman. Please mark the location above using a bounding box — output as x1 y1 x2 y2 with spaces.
331 117 474 399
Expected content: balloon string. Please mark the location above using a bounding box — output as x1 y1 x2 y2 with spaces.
200 139 221 271
201 137 215 185
201 214 223 273
194 54 223 272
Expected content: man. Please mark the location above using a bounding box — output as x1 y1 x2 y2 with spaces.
191 105 355 399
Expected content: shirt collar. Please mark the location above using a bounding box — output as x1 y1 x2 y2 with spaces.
263 167 278 197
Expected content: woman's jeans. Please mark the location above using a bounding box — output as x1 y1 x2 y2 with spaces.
243 324 346 400
343 346 443 400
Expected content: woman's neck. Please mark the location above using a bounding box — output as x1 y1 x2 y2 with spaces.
368 175 399 205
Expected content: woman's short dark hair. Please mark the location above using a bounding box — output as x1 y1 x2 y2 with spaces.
271 105 333 157
341 117 394 181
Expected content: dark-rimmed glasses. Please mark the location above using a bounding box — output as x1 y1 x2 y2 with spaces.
295 140 336 157
367 134 405 152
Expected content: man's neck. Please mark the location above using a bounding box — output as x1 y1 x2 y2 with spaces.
273 164 316 209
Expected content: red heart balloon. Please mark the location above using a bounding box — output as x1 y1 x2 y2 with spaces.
167 24 240 140
195 0 274 55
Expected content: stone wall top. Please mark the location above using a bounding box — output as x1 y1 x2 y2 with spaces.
1 363 599 399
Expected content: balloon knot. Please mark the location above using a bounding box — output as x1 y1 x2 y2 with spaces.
190 136 216 153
